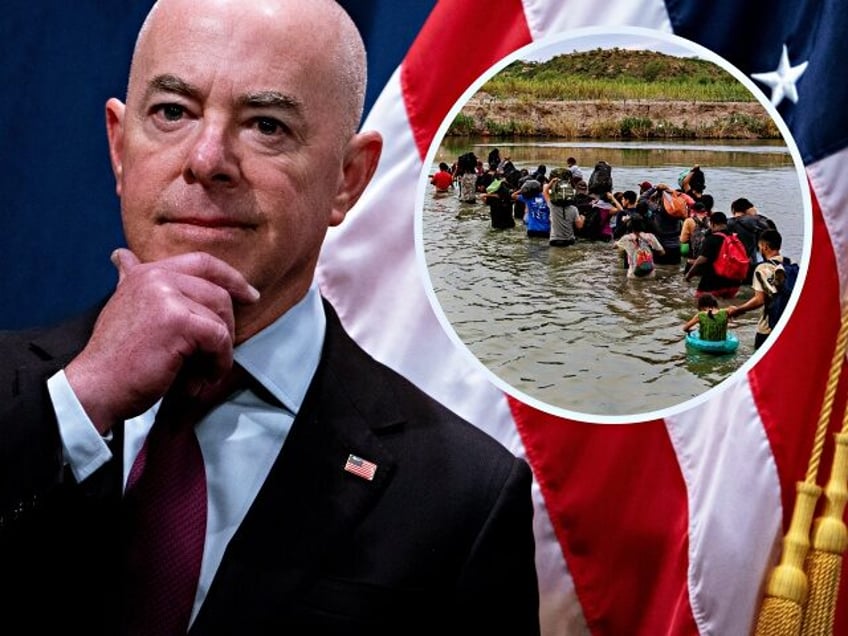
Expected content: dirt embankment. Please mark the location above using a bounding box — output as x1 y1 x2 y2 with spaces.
453 94 778 139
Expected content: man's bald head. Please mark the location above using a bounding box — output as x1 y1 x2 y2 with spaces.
105 0 383 337
128 0 367 141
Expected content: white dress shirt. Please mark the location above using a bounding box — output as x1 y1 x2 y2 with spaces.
47 284 326 623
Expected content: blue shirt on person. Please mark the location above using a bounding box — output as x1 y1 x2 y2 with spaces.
518 194 551 234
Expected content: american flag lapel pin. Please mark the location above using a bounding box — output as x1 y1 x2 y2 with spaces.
344 454 378 481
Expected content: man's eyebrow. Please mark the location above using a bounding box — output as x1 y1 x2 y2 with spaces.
142 78 305 120
144 74 201 101
238 91 304 116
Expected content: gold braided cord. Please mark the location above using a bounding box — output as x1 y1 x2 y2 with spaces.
755 597 803 636
755 306 848 636
754 482 821 636
800 430 848 634
806 309 848 484
801 550 843 636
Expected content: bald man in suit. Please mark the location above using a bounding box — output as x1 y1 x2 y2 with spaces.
0 1 539 634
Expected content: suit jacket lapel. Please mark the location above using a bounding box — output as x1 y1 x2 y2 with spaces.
192 302 401 632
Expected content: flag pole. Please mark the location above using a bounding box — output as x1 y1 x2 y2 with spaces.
754 307 848 636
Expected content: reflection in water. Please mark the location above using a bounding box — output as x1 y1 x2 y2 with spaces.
423 141 805 416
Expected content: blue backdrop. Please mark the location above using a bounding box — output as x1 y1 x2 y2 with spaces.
0 1 435 329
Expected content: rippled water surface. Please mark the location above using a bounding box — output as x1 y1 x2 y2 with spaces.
422 139 806 416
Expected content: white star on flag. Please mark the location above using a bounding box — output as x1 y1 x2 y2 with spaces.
751 44 809 107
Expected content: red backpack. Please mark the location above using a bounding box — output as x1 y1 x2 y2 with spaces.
712 232 749 281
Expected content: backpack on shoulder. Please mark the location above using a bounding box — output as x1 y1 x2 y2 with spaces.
761 257 800 329
578 206 602 239
548 172 576 207
662 190 689 219
712 232 749 281
485 177 503 194
588 161 613 195
632 236 655 277
689 216 710 258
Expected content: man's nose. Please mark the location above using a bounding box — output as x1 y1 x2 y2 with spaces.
182 122 239 187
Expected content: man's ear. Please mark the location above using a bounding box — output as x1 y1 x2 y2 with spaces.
329 130 383 227
105 98 127 196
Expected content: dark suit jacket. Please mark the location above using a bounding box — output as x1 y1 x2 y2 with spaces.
0 300 540 635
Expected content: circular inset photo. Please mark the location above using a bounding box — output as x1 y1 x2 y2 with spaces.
416 27 810 421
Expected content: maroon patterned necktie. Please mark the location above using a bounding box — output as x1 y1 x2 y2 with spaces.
122 368 246 635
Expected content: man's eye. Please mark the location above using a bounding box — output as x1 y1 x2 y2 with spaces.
156 104 185 121
255 117 285 136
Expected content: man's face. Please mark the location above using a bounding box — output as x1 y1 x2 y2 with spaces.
106 1 370 325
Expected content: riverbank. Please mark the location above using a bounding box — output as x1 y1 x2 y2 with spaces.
448 94 779 139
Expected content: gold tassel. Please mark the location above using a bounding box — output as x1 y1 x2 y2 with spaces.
754 307 848 635
754 482 821 636
800 432 848 636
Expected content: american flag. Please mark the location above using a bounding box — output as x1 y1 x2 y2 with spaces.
344 454 378 482
315 0 848 634
3 1 845 634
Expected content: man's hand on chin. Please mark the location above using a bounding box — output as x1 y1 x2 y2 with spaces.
64 247 259 434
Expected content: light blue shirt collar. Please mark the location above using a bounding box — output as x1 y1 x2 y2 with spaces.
233 283 325 415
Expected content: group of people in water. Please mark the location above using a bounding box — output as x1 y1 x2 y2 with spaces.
430 148 798 353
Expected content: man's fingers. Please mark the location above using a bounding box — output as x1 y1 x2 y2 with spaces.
172 272 239 340
156 252 260 304
182 310 235 381
112 250 260 305
111 248 141 283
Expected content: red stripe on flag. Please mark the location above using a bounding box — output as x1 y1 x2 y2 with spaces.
748 187 845 527
510 398 697 635
748 184 848 631
400 0 532 159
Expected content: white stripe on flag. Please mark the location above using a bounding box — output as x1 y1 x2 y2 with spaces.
666 376 783 635
807 149 848 300
521 0 672 38
532 479 591 635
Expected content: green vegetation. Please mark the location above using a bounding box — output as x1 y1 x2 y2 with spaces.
483 48 753 102
449 113 476 135
481 75 751 102
445 48 779 139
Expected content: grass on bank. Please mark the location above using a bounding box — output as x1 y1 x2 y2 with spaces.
483 48 754 103
446 48 775 139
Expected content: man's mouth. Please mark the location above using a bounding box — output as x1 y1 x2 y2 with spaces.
159 215 257 230
157 215 257 231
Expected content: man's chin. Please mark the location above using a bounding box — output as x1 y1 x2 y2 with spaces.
155 220 256 252
136 238 250 281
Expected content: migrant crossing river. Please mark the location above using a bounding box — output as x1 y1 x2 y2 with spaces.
421 139 806 416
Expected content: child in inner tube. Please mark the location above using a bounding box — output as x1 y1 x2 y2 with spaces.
682 293 730 342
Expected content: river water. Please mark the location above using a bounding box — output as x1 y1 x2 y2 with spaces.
421 138 807 418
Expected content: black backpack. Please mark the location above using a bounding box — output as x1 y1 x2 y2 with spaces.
588 161 612 195
728 215 773 260
726 216 754 259
690 216 710 258
760 257 800 329
579 207 602 239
